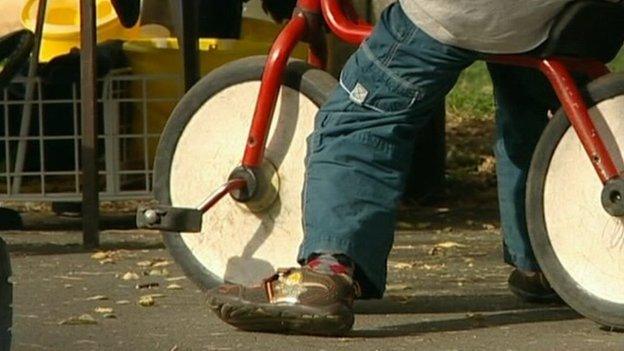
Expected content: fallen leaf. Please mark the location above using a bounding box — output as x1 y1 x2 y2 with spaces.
138 295 155 307
165 276 187 282
436 241 467 249
145 293 166 299
477 155 496 175
386 284 411 291
152 260 172 268
136 261 153 267
136 282 159 290
90 252 109 260
102 313 117 319
99 258 115 265
85 295 108 301
166 284 182 290
122 272 140 281
393 245 415 250
392 262 413 270
148 269 166 276
59 314 98 325
94 307 113 314
54 275 84 281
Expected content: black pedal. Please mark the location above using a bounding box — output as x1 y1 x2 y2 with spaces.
136 205 203 232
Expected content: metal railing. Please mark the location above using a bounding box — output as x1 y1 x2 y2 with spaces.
0 71 181 201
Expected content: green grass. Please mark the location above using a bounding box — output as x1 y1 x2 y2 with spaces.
447 62 493 121
446 51 624 121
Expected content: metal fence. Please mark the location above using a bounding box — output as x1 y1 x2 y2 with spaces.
0 71 181 201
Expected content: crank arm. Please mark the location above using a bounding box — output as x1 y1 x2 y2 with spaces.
136 205 203 232
136 178 247 232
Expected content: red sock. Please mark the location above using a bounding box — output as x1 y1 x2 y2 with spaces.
306 253 354 276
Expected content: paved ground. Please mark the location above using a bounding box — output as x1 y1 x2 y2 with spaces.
2 205 623 351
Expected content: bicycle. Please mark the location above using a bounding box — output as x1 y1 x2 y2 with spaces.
137 0 624 329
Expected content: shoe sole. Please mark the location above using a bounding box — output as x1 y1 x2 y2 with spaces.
206 293 354 336
508 283 563 304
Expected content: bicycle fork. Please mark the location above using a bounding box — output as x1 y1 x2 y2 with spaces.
137 0 373 232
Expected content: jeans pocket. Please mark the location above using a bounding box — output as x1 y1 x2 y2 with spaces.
339 50 422 114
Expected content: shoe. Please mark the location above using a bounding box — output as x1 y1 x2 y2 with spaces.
507 269 561 303
206 267 357 336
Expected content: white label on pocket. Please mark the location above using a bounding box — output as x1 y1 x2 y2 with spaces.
349 82 369 105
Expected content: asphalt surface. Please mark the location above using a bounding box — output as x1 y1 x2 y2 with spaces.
2 208 623 351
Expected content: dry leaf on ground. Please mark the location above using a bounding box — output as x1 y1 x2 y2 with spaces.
90 252 109 260
165 276 187 282
436 241 467 249
386 284 411 291
166 284 182 290
85 295 109 301
152 260 172 268
391 262 414 270
59 314 98 325
122 272 140 281
136 282 159 290
94 307 113 314
138 295 155 307
136 261 153 267
147 268 170 277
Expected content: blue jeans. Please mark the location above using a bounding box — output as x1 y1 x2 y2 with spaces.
297 3 559 298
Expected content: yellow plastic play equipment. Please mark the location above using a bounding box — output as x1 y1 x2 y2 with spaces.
21 0 140 61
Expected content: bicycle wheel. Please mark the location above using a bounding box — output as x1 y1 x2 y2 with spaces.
0 237 11 351
527 72 624 329
154 56 336 289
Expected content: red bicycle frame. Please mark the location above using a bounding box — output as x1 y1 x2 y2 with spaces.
241 0 618 187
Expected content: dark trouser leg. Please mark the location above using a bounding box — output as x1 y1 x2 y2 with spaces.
297 3 479 298
487 63 560 271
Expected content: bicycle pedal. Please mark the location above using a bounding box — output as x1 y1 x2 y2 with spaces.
136 205 203 232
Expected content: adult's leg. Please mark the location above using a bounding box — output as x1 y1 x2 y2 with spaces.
298 3 479 298
487 64 560 271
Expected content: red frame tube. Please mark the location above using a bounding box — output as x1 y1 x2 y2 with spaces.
241 15 308 167
540 59 618 182
320 0 372 45
488 55 617 183
241 0 619 185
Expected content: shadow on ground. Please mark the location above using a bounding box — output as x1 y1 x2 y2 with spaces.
356 294 558 314
351 307 579 337
6 241 165 256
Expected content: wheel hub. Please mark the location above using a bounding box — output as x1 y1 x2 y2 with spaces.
601 177 624 216
229 160 280 213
